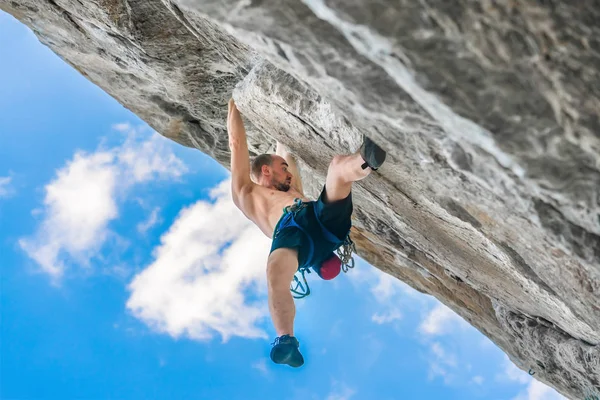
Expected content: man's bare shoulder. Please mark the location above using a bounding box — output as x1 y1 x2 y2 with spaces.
235 183 275 214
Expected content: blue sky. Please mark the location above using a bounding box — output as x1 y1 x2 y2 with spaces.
0 11 567 400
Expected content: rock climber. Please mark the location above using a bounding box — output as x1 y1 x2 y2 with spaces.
226 98 386 367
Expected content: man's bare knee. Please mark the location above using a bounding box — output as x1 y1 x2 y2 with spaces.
328 155 344 174
325 155 346 187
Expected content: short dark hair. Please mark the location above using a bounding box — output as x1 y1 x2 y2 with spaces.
251 153 273 180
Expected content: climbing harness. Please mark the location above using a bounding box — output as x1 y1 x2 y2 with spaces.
274 198 356 299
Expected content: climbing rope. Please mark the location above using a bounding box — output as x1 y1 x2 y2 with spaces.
280 198 311 299
281 197 357 299
283 198 306 214
292 236 355 299
290 268 312 299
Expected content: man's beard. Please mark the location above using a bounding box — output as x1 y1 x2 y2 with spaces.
273 179 291 192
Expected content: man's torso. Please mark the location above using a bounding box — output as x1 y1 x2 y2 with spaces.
238 184 311 238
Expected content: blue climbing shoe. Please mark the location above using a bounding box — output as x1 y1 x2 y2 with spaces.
360 136 387 171
270 335 304 367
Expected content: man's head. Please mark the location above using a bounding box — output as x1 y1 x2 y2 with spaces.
251 154 292 192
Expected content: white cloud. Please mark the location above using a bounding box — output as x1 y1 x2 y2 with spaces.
358 250 565 398
348 257 430 308
427 341 460 384
126 179 272 342
117 132 185 182
20 151 118 277
369 269 409 302
500 356 566 400
371 309 402 324
419 303 469 336
409 297 477 386
112 122 131 132
252 359 269 376
430 342 457 367
326 381 356 400
501 356 532 385
352 265 427 326
0 175 14 198
513 380 567 400
20 125 186 279
137 207 162 234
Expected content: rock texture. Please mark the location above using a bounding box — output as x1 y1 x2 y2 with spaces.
2 0 599 397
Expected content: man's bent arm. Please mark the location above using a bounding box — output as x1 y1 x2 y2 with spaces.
227 99 253 202
276 142 304 195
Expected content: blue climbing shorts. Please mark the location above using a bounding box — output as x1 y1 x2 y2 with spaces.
269 185 353 269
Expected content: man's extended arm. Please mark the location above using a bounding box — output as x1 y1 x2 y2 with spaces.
227 99 253 203
276 142 304 196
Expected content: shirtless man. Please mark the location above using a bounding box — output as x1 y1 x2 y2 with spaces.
227 98 386 367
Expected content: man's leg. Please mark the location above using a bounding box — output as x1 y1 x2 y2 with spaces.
267 247 304 367
267 248 299 336
323 152 372 203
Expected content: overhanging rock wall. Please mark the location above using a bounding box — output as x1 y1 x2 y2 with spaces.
2 1 599 398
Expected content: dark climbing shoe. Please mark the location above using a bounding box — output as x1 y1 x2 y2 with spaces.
270 335 304 367
360 136 387 171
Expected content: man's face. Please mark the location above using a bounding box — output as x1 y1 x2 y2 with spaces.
268 156 292 192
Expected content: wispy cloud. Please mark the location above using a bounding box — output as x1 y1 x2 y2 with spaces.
371 309 402 324
19 124 186 280
353 265 426 326
427 341 458 384
512 380 567 400
431 342 457 367
112 123 131 132
252 359 269 376
419 303 469 336
0 175 14 198
126 179 272 342
360 251 566 398
499 356 531 385
368 269 412 303
326 381 356 400
137 207 162 234
364 267 486 387
499 356 566 400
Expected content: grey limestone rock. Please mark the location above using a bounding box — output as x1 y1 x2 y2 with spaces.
2 0 598 398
